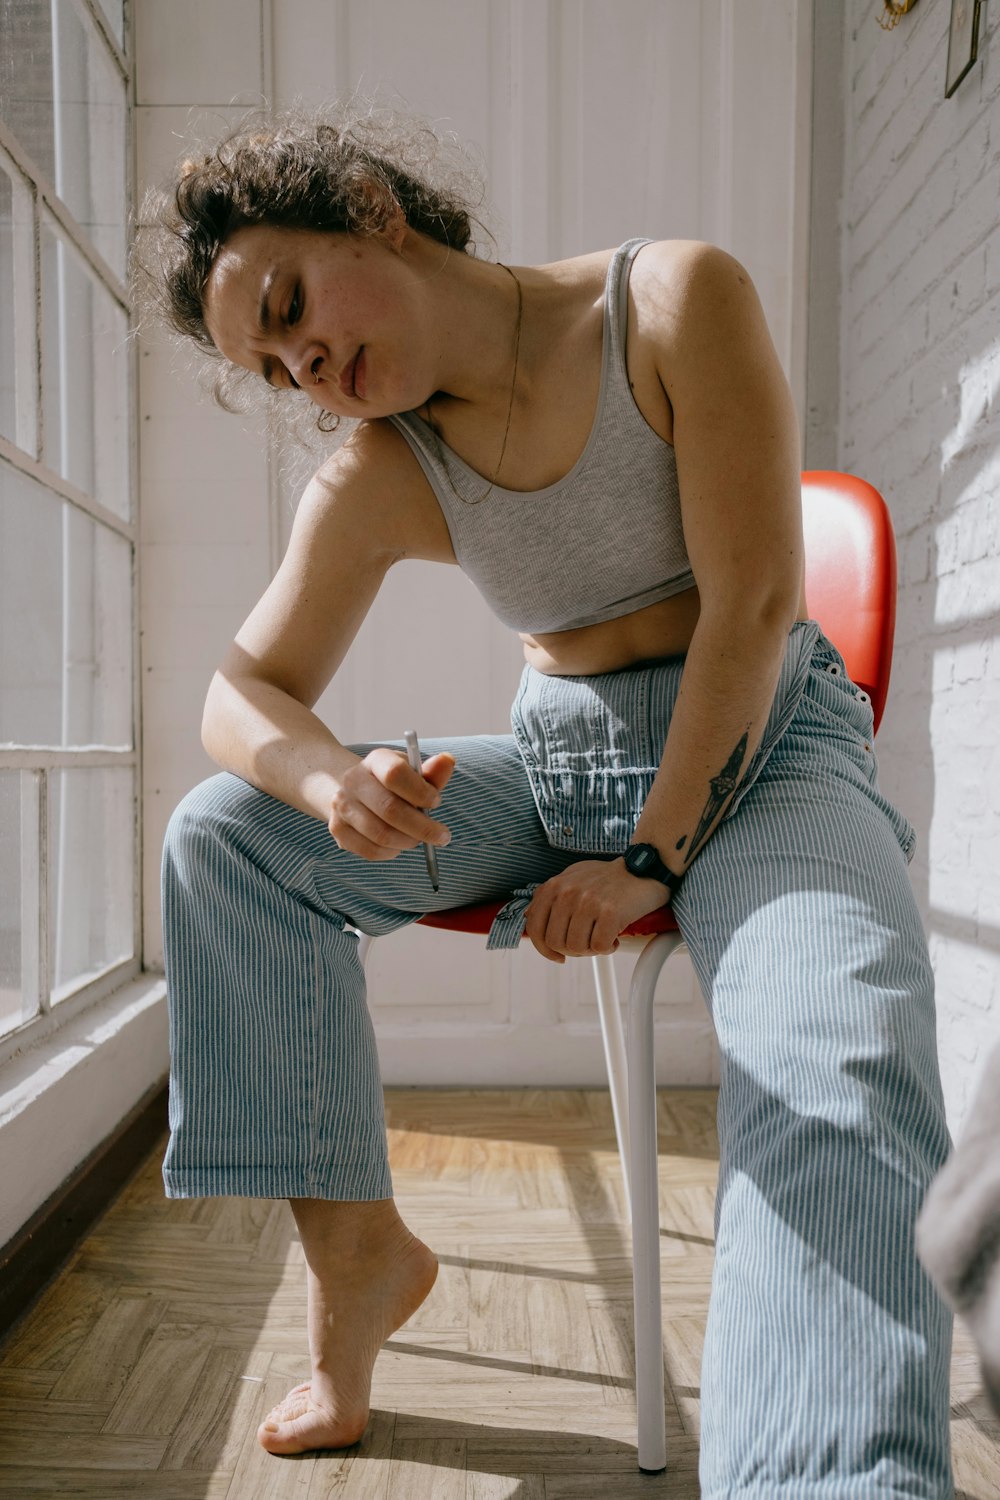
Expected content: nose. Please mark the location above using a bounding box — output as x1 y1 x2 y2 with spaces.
289 343 325 390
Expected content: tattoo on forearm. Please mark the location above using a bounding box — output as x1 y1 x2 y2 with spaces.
682 731 750 866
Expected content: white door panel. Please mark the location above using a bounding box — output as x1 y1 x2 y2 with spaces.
138 0 811 1083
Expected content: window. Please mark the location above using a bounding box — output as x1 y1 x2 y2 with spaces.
0 0 136 1053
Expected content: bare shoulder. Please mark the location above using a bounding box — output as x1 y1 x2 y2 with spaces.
631 237 748 281
221 417 453 708
625 241 803 619
627 239 777 384
302 417 455 565
629 238 754 301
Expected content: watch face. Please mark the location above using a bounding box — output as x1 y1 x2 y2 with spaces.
628 844 657 876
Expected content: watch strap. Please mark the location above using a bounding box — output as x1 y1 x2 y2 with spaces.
624 842 684 900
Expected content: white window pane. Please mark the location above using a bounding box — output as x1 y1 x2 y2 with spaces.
0 2 126 274
41 216 130 519
0 0 55 182
48 765 134 998
0 460 133 746
93 0 123 47
0 770 22 1037
0 152 38 452
0 166 14 444
51 0 127 275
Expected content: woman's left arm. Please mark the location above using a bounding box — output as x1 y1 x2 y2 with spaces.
524 242 805 962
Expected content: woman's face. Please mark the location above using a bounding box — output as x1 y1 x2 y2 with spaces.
202 220 430 417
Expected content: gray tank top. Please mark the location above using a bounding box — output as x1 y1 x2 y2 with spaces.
386 238 694 634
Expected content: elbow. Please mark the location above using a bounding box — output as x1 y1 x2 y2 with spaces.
700 584 803 640
200 672 226 763
755 586 803 636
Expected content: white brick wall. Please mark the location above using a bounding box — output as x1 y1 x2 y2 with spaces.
837 0 1000 1140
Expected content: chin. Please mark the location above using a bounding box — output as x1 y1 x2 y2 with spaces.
371 388 426 419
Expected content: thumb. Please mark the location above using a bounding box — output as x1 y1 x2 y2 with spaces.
422 751 456 792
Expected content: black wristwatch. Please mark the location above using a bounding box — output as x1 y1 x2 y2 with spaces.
623 842 684 902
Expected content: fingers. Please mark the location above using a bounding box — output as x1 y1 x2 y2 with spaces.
422 751 456 793
526 924 566 964
332 801 444 860
525 901 617 963
525 873 625 963
376 747 443 812
328 747 453 859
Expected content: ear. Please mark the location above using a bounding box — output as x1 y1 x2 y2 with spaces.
381 198 407 252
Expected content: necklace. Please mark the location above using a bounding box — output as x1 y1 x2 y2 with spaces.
425 262 523 506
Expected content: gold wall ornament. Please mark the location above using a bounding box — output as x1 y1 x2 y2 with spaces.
878 0 920 30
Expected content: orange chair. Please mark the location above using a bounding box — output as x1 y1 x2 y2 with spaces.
361 471 898 1473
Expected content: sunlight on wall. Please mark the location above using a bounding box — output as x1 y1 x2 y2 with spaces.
939 341 999 471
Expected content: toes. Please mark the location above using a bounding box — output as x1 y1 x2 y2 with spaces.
272 1381 311 1415
279 1390 311 1418
257 1407 365 1457
256 1381 368 1456
260 1385 311 1434
258 1412 317 1455
268 1392 307 1416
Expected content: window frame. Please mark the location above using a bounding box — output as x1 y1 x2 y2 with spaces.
0 0 140 1067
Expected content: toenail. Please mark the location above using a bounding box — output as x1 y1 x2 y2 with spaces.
264 1421 279 1432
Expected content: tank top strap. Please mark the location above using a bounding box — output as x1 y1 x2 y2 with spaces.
603 237 654 377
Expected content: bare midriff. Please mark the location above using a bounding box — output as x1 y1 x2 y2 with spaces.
520 582 810 677
519 586 703 675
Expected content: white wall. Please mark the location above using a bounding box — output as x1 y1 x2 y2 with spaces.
136 0 813 1085
832 0 1000 1141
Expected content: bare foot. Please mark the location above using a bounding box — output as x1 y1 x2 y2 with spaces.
258 1205 438 1456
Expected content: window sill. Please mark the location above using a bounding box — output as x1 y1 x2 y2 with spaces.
0 974 168 1248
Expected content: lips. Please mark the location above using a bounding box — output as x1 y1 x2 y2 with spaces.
337 350 357 398
338 347 365 400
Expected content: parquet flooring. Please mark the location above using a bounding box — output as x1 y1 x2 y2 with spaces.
0 1088 997 1497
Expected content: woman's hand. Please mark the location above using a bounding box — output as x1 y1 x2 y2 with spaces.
328 747 455 860
524 858 670 964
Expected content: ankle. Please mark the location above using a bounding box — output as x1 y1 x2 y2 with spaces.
289 1196 413 1267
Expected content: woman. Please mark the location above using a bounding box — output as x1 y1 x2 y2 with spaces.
150 112 954 1494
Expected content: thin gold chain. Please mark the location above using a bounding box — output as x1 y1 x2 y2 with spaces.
424 262 523 506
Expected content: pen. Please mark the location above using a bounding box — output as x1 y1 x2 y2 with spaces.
403 729 440 891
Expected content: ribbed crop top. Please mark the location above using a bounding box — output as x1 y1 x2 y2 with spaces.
386 238 694 634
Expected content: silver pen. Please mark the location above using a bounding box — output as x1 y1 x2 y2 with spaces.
403 729 440 891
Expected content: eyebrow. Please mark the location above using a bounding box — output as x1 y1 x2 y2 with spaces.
257 267 276 334
257 268 277 386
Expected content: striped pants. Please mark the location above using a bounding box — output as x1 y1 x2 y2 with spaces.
161 621 954 1497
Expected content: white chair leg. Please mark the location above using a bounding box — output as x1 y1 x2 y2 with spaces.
363 917 683 1473
591 952 632 1220
628 930 686 1474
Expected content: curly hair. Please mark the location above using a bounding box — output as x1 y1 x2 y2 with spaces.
133 102 489 427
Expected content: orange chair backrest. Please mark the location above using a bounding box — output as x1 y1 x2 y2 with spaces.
801 471 897 734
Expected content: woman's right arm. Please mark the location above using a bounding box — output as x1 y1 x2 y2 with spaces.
201 421 454 856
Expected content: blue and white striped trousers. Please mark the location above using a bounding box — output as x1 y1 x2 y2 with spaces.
161 620 953 1497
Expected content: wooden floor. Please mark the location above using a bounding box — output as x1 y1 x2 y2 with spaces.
0 1088 998 1498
